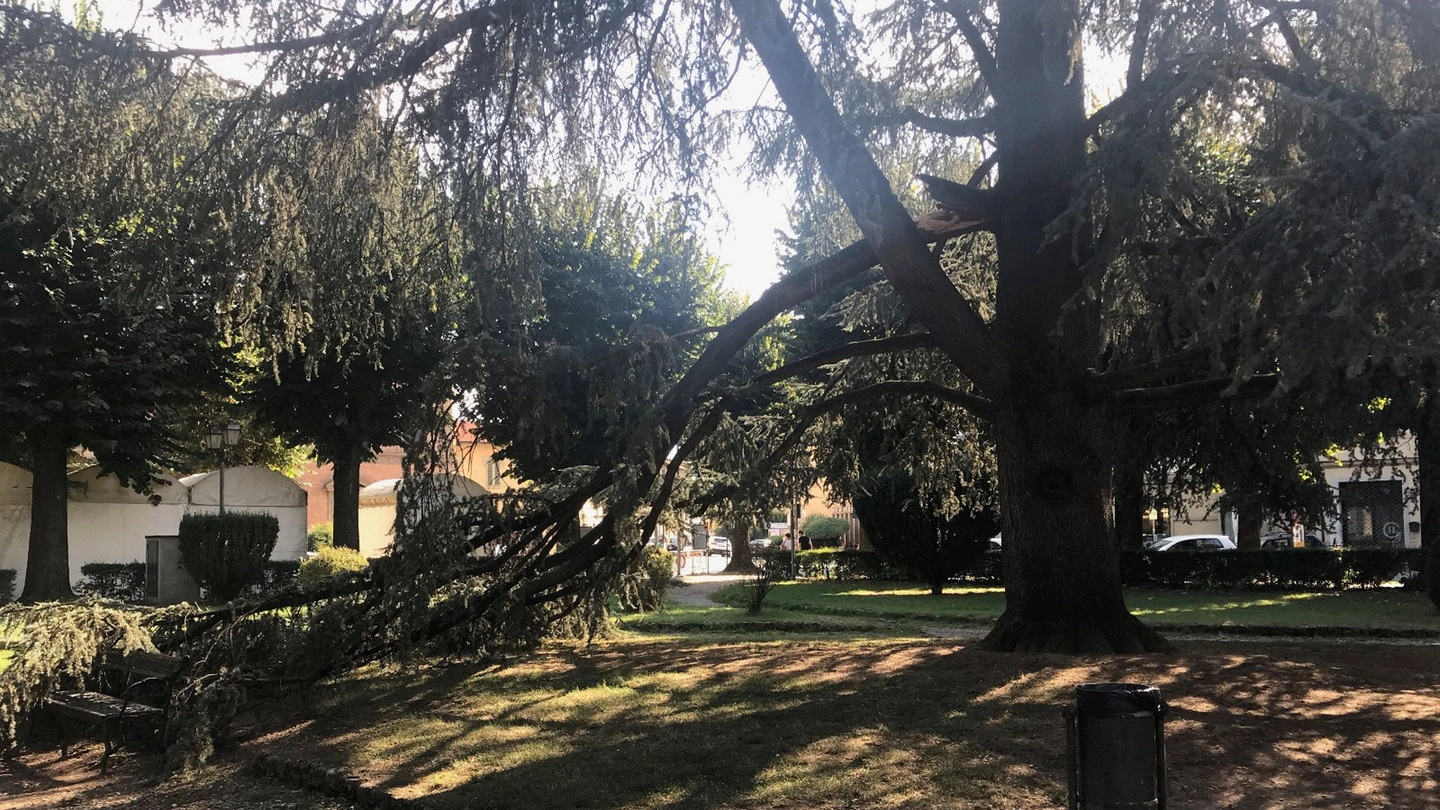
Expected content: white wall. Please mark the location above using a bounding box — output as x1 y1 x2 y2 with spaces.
357 503 396 558
67 468 189 586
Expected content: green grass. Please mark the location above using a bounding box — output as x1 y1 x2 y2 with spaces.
288 638 1067 810
271 634 1440 810
702 581 1440 635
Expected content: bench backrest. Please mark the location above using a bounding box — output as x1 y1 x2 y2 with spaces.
100 650 182 682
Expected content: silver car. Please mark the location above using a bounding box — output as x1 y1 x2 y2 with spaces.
1150 534 1237 552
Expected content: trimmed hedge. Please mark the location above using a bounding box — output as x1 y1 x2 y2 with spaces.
758 547 1427 592
0 568 14 604
757 548 889 581
179 511 280 601
1118 548 1425 591
75 561 147 602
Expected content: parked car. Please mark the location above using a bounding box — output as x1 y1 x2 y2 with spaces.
1150 534 1237 552
707 536 731 556
749 538 773 551
1260 533 1324 549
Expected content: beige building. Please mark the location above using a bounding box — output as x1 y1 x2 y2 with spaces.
294 423 522 530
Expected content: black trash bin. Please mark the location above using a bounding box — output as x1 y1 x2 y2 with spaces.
1063 682 1167 810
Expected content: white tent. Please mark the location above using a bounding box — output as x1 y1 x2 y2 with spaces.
0 462 31 597
67 466 189 582
180 466 309 560
357 474 488 558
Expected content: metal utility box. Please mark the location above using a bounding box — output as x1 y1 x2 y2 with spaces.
145 535 200 605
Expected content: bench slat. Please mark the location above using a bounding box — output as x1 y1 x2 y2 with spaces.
47 691 164 720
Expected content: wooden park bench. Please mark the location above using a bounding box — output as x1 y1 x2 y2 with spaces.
45 648 182 772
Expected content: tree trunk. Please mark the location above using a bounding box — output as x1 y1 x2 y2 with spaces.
722 521 758 573
1237 503 1263 550
331 450 363 551
982 394 1170 652
1114 459 1146 550
1417 397 1440 610
20 430 75 602
977 2 1166 652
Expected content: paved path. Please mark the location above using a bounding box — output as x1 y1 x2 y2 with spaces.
668 573 747 607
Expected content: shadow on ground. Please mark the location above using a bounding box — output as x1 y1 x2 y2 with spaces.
241 638 1440 810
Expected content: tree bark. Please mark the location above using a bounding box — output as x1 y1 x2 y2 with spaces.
20 430 75 602
331 449 363 551
722 520 758 573
1417 396 1440 610
982 394 1170 652
1114 460 1146 550
1237 503 1263 550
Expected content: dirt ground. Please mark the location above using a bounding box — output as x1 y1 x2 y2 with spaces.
3 636 1437 810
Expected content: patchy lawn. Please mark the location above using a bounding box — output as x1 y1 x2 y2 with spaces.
181 637 1440 809
704 582 1440 635
5 632 1438 810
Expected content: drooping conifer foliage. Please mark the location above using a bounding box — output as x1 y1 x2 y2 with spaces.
5 5 1440 766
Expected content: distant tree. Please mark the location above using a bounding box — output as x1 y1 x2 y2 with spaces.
799 514 849 543
469 180 727 480
0 11 234 601
248 103 464 551
853 468 998 595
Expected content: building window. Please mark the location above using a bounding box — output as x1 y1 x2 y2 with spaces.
1339 480 1405 547
485 458 502 487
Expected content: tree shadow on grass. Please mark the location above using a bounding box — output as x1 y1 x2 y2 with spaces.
272 639 1440 810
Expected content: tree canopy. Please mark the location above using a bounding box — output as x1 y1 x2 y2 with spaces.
3 0 1439 671
0 8 240 600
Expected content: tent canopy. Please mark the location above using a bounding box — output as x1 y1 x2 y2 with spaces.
181 466 306 508
0 462 30 506
359 474 488 507
68 466 188 504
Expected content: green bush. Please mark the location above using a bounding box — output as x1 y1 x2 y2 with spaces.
758 548 886 581
260 560 302 592
179 511 280 602
616 546 674 612
307 522 334 551
800 514 851 541
0 569 14 604
1115 548 1423 591
298 545 369 586
74 561 147 602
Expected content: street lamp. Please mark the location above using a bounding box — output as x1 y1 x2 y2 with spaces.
206 421 242 515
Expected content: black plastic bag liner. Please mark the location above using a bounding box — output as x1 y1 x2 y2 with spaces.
1074 683 1164 717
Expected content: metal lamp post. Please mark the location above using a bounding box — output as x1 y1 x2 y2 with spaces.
205 421 242 515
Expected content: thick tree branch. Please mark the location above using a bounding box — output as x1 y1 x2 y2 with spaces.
899 107 995 139
932 0 1002 102
729 0 1009 399
1089 345 1221 392
809 380 994 419
748 332 940 387
1260 1 1319 75
1112 374 1283 414
1127 0 1159 90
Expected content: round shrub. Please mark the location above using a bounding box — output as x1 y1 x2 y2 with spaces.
800 514 851 541
307 522 334 551
299 545 369 586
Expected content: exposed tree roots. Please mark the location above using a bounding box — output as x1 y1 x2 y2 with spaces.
979 611 1172 654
